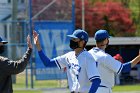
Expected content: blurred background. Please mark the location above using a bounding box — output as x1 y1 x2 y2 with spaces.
0 0 140 93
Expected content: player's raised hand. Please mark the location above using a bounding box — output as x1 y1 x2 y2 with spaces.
33 30 41 51
33 30 39 45
27 35 32 49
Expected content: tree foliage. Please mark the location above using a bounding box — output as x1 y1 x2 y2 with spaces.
75 1 136 37
32 0 136 37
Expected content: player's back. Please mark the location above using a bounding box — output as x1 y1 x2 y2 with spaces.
88 47 117 88
77 50 98 92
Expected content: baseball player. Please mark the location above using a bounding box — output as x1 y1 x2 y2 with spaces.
33 29 101 93
88 30 140 93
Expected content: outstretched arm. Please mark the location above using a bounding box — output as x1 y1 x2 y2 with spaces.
121 50 140 73
131 50 140 67
33 30 56 67
38 50 56 67
0 35 32 74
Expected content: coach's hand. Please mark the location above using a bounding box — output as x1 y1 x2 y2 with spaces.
33 30 41 51
27 35 32 49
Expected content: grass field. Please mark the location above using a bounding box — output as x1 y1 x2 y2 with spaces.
13 85 140 93
13 84 140 93
113 84 140 92
14 90 42 93
13 73 66 93
13 73 140 93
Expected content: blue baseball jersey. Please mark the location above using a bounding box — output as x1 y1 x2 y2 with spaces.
54 50 100 92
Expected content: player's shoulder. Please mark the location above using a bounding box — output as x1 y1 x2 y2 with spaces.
64 51 75 56
81 51 97 64
81 50 94 58
56 51 75 60
89 47 107 57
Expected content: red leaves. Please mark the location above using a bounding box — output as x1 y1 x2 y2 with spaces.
32 0 136 37
75 1 136 37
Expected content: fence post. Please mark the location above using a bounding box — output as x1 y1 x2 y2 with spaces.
11 0 18 84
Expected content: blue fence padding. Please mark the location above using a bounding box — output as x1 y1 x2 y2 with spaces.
34 21 73 80
36 67 67 80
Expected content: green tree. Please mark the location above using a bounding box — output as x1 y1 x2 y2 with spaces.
75 1 136 37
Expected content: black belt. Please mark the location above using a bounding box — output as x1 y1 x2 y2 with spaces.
71 91 80 93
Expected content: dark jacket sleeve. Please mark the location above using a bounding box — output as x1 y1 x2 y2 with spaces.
0 48 32 75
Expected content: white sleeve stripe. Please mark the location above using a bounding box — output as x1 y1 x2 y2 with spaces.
89 76 100 81
117 64 123 74
55 59 61 69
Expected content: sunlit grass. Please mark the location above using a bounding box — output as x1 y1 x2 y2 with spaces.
113 84 140 92
13 73 140 93
14 90 42 93
13 73 66 89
